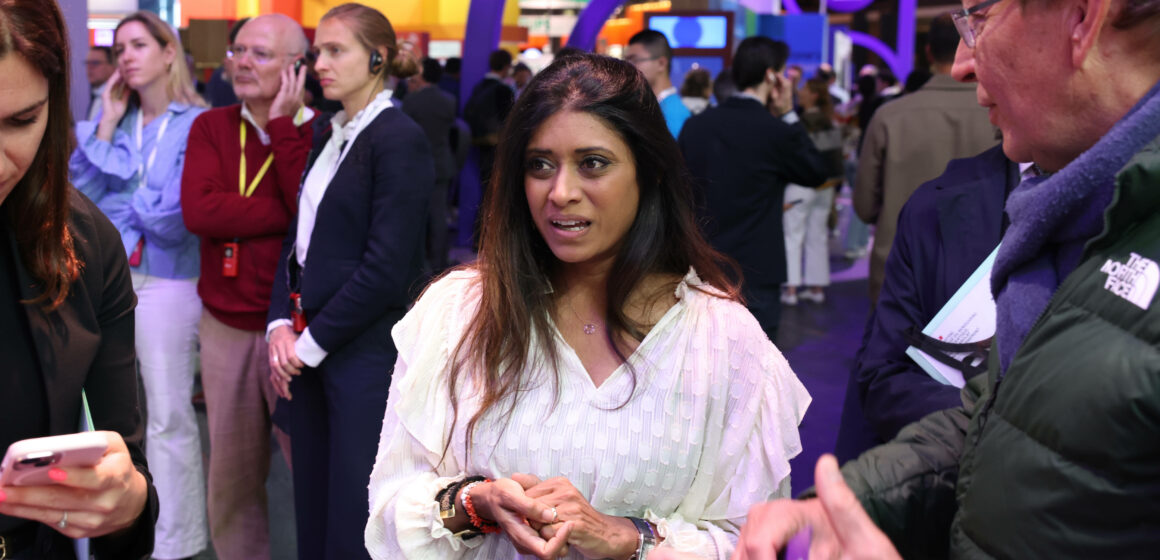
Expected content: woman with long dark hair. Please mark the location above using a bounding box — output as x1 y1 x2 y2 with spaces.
264 3 430 558
365 52 810 559
68 10 208 558
0 0 157 557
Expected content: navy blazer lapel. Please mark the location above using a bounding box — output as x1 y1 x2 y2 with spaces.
9 234 77 434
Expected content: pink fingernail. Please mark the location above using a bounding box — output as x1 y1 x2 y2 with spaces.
48 468 67 482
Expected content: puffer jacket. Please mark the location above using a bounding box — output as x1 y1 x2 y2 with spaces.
838 132 1160 559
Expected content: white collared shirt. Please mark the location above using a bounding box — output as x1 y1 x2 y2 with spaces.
240 103 316 146
276 89 394 367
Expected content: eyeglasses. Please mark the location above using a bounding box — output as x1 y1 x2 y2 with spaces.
226 45 287 65
952 0 1005 48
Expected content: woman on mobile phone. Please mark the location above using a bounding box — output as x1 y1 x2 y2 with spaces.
0 0 157 558
264 3 431 558
68 10 208 560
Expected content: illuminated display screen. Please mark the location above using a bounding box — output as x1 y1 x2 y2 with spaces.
648 15 729 49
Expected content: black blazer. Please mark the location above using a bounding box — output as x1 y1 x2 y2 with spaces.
678 96 829 289
269 104 435 356
10 191 158 559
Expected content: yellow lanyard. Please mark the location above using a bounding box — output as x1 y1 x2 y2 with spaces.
239 121 275 198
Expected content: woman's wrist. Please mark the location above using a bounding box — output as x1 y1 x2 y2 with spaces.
96 119 116 142
607 515 643 560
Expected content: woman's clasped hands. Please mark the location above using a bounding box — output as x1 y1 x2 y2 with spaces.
472 474 643 559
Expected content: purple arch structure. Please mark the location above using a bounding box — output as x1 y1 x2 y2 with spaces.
459 0 509 111
781 0 916 80
566 0 624 51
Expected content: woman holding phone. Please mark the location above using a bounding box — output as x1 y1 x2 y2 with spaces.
264 3 431 558
68 10 207 560
0 0 157 558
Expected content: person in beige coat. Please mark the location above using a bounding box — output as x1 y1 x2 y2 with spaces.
855 14 998 304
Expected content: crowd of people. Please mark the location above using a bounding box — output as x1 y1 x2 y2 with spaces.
1 0 1158 558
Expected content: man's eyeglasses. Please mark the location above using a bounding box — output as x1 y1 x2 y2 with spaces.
952 0 1004 48
226 45 286 65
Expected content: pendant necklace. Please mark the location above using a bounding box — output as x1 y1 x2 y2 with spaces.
565 296 601 335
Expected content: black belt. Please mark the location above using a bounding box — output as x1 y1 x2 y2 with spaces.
0 523 37 559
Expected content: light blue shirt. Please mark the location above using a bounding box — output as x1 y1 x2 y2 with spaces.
658 87 691 138
70 101 205 279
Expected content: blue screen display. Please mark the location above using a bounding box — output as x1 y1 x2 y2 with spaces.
649 15 729 49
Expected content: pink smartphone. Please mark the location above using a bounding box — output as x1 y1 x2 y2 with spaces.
0 432 108 487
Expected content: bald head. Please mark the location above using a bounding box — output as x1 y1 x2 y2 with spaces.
231 13 309 105
242 13 309 56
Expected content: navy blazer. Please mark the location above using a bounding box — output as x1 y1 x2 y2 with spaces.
268 105 434 356
678 96 828 289
835 144 1018 460
10 191 159 559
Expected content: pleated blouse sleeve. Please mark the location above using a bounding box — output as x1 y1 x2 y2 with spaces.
648 286 811 558
70 118 140 204
365 269 485 560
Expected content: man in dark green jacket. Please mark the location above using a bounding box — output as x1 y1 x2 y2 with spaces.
728 0 1160 558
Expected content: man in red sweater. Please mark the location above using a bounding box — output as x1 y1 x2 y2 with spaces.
180 14 315 560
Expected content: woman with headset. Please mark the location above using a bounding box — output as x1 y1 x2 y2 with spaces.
265 3 432 558
68 10 208 560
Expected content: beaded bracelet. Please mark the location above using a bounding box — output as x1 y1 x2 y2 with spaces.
460 479 501 534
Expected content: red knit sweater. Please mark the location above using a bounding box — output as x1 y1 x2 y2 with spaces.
181 105 314 331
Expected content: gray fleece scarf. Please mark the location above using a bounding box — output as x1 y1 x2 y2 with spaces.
991 77 1160 375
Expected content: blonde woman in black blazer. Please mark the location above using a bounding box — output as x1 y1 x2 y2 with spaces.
265 4 433 558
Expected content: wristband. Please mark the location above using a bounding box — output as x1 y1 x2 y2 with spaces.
461 479 500 534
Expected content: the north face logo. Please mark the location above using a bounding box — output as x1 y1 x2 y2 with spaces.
1100 253 1159 310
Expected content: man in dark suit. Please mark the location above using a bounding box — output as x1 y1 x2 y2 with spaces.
834 144 1018 461
678 37 828 342
403 58 458 275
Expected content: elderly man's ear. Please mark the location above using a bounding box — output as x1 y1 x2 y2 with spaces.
1068 0 1113 67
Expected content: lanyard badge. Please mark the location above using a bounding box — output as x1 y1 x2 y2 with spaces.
222 241 239 277
290 293 307 333
239 121 275 197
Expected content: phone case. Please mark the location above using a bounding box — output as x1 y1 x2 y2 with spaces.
0 432 108 487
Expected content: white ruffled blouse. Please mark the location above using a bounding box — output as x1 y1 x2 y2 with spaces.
365 268 811 559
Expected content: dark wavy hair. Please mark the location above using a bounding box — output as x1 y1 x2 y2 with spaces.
443 52 739 460
0 0 79 310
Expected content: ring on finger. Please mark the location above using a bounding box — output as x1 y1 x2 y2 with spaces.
550 506 558 524
57 511 68 529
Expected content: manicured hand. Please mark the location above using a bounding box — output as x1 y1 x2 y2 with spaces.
525 476 639 559
0 432 148 539
474 478 572 560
